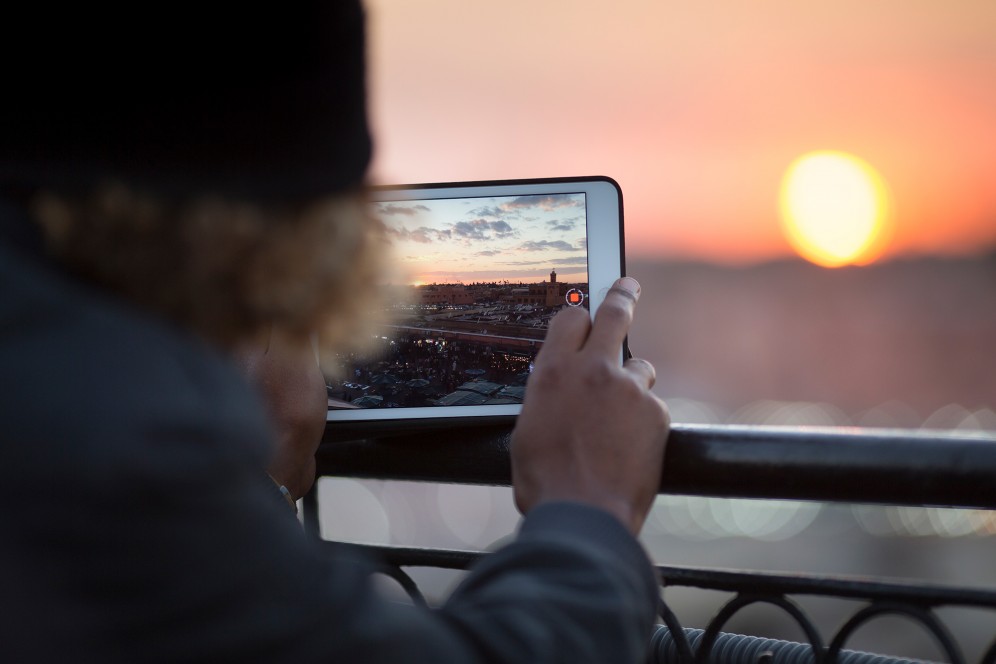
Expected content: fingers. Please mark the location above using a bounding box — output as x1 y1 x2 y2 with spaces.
584 277 640 358
623 356 656 390
538 276 641 365
536 305 591 362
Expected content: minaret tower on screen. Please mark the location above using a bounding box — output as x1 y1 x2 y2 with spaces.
544 269 562 307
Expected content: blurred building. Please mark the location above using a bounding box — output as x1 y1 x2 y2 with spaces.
413 284 475 305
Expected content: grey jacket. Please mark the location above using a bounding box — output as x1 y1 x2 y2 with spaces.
0 207 658 663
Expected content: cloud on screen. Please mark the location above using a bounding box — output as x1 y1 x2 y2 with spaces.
377 204 431 216
519 239 579 252
501 194 585 212
385 226 452 244
453 219 517 240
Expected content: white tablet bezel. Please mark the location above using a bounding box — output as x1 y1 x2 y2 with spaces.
326 176 624 425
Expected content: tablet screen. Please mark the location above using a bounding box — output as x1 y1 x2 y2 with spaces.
328 191 588 410
325 177 622 423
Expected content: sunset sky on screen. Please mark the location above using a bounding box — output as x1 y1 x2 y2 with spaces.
376 193 588 285
364 0 996 264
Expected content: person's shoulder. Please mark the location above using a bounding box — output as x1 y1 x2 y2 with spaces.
0 240 271 480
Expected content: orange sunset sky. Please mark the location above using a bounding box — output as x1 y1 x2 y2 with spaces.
363 0 996 264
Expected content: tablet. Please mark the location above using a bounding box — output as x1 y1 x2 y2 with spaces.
325 176 624 429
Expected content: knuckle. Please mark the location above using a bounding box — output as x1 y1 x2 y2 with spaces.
661 400 672 428
617 374 645 401
580 357 615 387
627 357 656 386
551 305 589 329
652 397 672 430
596 300 632 327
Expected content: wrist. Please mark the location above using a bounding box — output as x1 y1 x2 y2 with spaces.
267 473 299 514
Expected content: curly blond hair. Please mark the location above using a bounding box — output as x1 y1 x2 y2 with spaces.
30 182 388 359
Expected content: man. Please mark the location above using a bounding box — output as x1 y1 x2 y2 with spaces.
0 3 670 662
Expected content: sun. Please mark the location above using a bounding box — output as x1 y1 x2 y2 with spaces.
779 151 892 267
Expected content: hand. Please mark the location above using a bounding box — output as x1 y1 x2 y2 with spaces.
511 277 670 535
233 328 327 500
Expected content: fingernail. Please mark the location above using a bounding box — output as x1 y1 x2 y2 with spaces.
616 277 640 296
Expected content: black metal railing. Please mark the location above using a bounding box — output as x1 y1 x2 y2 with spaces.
306 423 996 663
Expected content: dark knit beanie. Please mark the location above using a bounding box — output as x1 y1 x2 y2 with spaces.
0 2 371 203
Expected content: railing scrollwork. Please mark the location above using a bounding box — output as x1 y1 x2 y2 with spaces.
310 423 996 662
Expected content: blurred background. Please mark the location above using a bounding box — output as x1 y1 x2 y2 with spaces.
321 1 996 657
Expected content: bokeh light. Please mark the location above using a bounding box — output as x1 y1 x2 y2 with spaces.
651 496 822 541
317 478 391 545
436 483 493 547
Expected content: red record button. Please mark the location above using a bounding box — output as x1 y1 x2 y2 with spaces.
565 289 585 307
